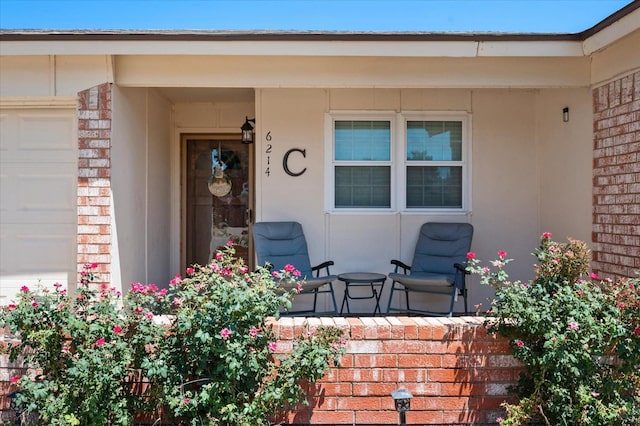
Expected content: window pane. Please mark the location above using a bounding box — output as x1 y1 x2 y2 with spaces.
335 166 390 208
406 166 462 208
406 121 462 161
335 121 390 161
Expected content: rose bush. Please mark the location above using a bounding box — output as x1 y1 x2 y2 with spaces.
1 243 346 426
467 233 640 426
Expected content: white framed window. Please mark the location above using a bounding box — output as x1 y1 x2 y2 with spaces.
400 113 471 212
325 111 471 213
325 112 396 211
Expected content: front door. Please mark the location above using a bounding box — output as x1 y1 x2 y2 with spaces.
183 134 253 269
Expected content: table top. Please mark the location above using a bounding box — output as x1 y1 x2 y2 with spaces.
337 272 387 283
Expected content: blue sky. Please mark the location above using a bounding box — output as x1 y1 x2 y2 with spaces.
0 0 634 33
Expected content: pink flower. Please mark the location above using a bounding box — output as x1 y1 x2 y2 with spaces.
7 303 17 311
268 342 277 352
183 398 190 404
633 327 640 336
568 322 579 330
227 239 234 246
215 252 224 260
61 345 70 353
296 284 303 293
496 417 503 424
284 264 296 273
145 312 154 320
10 375 20 384
466 252 476 260
249 327 259 338
498 250 507 259
589 272 599 280
515 339 525 348
618 302 626 309
220 328 232 339
542 232 552 239
172 298 183 307
169 274 183 286
20 286 29 293
113 325 123 334
272 271 280 278
95 337 106 346
31 301 39 308
185 267 195 275
293 270 301 277
53 282 62 288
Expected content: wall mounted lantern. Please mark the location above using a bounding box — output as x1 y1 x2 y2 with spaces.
391 388 413 426
241 117 256 144
563 107 569 122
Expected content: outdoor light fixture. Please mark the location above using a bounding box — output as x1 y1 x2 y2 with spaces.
391 388 413 426
563 107 569 122
241 117 256 144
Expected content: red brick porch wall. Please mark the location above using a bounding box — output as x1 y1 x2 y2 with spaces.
273 316 519 425
592 70 640 279
1 317 519 425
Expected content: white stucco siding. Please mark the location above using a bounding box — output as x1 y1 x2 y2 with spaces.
111 86 172 292
253 87 561 312
0 55 113 97
114 55 591 90
589 29 640 86
537 88 593 245
0 103 77 304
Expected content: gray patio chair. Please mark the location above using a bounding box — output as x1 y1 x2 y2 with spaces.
386 222 473 317
253 221 338 315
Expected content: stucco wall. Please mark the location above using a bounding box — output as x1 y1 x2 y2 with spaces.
253 87 585 313
111 87 172 291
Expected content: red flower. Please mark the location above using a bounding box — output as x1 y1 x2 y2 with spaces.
466 252 476 260
113 325 123 334
498 250 507 259
95 337 106 346
10 375 20 384
634 327 640 336
542 232 552 239
20 285 29 293
515 339 525 348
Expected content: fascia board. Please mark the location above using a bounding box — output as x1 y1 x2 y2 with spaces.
0 40 479 57
478 41 584 57
0 39 588 58
583 8 640 55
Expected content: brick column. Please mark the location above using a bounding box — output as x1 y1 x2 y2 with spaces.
77 83 112 286
592 71 640 279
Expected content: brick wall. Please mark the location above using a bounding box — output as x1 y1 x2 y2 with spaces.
1 317 520 425
77 83 112 285
592 71 640 279
272 316 520 425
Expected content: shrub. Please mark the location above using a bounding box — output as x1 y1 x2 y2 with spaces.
1 243 346 426
467 233 640 426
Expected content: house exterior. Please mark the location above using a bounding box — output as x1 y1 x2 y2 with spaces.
1 3 639 314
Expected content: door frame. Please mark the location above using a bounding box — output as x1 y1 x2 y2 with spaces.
179 132 255 271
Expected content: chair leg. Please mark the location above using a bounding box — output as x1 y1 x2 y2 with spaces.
386 282 395 313
328 282 338 314
312 289 318 313
404 287 410 312
463 288 468 315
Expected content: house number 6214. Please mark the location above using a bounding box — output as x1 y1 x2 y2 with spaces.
264 132 272 177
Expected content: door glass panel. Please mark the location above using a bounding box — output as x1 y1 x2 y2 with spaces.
186 138 250 266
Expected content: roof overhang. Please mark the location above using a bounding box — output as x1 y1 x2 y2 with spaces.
0 2 637 58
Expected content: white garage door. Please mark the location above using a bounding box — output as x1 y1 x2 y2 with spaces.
0 101 77 305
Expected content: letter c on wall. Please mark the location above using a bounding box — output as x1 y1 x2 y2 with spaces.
283 148 307 177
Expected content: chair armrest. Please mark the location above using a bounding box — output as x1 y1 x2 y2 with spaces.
391 259 411 274
312 260 335 276
454 263 470 274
